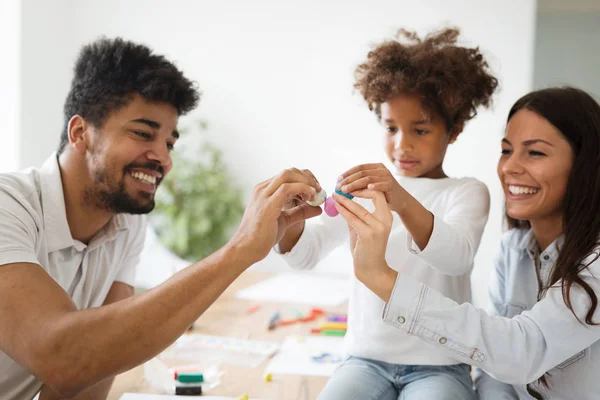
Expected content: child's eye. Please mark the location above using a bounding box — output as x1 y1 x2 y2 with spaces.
385 126 397 134
501 149 511 155
415 129 428 135
167 143 175 151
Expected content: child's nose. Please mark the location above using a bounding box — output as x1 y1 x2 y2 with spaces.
394 132 412 151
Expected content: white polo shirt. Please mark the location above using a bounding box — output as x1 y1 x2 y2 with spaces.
0 153 146 400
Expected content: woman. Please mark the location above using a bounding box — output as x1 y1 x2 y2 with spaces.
332 87 600 399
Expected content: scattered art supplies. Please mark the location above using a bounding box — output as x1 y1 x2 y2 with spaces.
272 307 325 329
143 357 223 395
236 273 350 307
160 334 279 368
142 334 280 394
310 320 347 336
265 335 345 377
120 394 264 400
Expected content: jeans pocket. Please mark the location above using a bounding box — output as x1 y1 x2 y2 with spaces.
555 349 587 370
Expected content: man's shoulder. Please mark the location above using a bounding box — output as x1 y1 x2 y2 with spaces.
0 168 40 201
0 168 42 223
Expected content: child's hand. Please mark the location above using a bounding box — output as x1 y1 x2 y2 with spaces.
332 191 394 287
336 163 405 213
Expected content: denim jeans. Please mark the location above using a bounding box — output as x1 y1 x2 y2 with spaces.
317 356 475 400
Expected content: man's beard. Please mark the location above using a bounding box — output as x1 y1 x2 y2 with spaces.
85 160 159 215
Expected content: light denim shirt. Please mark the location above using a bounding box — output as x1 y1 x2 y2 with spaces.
383 228 600 400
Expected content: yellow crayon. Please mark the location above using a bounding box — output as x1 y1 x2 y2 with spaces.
320 322 348 330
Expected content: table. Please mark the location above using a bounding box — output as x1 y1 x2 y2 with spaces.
108 270 348 400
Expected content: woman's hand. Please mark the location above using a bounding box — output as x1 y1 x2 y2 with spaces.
333 190 398 301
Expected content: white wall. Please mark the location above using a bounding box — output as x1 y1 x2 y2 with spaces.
534 11 600 99
0 0 21 172
18 0 75 168
18 0 537 307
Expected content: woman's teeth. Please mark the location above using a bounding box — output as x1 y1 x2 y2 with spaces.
508 185 539 195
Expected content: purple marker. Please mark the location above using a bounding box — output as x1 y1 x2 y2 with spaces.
327 315 348 322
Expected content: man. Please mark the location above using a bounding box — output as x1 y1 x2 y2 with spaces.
0 38 323 399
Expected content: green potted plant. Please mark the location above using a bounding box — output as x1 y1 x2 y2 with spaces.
150 120 244 262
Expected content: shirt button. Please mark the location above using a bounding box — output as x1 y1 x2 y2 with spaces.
397 316 406 324
439 337 447 344
543 255 550 261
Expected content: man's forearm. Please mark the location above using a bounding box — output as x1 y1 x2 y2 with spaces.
39 377 113 400
44 243 250 396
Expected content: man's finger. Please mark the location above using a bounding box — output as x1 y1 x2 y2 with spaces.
266 169 320 197
302 169 322 192
284 203 323 226
271 182 317 208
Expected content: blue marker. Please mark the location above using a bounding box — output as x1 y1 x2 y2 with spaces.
335 189 354 200
267 311 280 330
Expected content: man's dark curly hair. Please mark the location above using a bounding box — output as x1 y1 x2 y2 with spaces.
58 37 200 154
354 27 498 132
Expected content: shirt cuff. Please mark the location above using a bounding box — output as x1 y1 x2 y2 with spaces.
383 273 487 363
406 215 462 269
273 223 314 265
382 272 427 334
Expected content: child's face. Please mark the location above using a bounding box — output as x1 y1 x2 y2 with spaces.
381 94 456 178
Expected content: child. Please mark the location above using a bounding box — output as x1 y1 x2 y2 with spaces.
275 27 497 399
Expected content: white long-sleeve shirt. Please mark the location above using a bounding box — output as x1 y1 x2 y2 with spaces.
277 176 490 365
385 228 600 399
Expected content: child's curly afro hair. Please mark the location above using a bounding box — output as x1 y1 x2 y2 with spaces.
354 27 498 132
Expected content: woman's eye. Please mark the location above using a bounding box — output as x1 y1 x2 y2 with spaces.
134 131 151 139
415 129 428 135
529 150 546 157
385 126 397 134
501 149 511 155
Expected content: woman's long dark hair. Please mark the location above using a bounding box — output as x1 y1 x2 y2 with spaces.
505 87 600 399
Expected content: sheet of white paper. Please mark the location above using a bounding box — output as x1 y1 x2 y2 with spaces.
235 273 349 307
265 335 345 377
160 334 279 368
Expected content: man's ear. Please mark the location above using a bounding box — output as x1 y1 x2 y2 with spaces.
67 115 90 153
449 122 464 144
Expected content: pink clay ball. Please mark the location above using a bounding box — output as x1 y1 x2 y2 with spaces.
324 197 339 217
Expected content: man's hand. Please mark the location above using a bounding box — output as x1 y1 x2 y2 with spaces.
336 163 407 214
228 168 322 265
